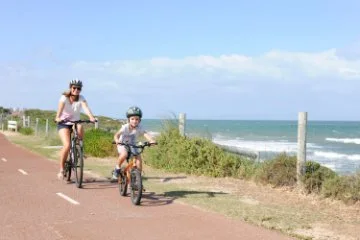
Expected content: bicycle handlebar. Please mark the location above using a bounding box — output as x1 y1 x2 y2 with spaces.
56 119 98 124
112 141 158 148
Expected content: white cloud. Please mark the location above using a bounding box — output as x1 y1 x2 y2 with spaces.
70 49 360 84
1 47 360 119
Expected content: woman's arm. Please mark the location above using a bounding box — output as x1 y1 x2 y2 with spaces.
55 101 65 122
81 100 96 122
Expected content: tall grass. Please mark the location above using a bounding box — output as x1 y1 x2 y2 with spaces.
144 120 258 179
83 129 117 158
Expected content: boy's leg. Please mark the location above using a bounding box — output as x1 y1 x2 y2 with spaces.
117 146 128 168
112 146 128 179
135 155 142 172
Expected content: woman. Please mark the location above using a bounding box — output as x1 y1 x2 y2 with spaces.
55 79 96 179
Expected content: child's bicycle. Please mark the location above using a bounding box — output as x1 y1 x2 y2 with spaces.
59 119 96 188
112 141 157 205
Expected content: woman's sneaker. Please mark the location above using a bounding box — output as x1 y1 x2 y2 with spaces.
57 170 64 180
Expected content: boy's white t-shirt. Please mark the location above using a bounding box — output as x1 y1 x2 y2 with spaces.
59 95 86 123
118 123 146 144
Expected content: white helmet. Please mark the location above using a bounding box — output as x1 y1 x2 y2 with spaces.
69 78 83 88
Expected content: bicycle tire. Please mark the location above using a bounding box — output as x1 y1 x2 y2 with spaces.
65 159 71 182
74 144 84 188
130 168 142 205
119 169 128 196
65 147 73 182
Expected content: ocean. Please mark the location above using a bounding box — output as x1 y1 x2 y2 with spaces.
141 119 360 175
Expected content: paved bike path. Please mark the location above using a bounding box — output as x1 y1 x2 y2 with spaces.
0 133 294 240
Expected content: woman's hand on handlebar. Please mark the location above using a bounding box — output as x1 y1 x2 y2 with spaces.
89 116 97 123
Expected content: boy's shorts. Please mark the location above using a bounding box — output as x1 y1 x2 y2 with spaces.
117 145 141 156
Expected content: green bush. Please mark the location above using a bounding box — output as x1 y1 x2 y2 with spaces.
302 161 336 194
254 153 297 187
19 127 34 135
84 129 117 158
144 121 256 178
321 172 360 204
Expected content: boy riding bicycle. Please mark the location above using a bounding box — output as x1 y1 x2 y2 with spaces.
112 106 156 180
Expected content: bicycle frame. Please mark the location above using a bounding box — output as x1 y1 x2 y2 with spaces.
121 144 146 182
112 141 157 205
59 119 95 188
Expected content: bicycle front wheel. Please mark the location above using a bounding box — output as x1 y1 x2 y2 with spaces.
65 160 72 182
130 168 142 205
119 169 128 196
74 144 84 188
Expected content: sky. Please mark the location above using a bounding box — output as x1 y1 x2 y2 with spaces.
1 0 360 120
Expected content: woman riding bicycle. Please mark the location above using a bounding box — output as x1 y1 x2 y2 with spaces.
55 79 96 179
112 106 156 179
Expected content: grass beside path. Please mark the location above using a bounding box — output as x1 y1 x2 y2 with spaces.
2 131 360 240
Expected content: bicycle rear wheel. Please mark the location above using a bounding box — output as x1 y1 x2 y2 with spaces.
130 168 142 205
74 144 84 188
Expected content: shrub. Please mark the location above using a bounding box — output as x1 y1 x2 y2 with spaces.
84 129 117 158
254 153 297 187
302 161 336 194
144 120 256 178
19 127 34 136
321 171 360 204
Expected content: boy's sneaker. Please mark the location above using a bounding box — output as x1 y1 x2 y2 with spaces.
111 167 120 180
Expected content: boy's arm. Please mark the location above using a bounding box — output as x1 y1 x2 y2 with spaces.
114 129 122 144
144 132 156 143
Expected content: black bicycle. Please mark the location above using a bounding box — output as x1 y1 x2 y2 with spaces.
112 141 157 205
60 119 96 188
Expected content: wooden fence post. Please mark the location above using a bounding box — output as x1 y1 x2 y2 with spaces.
35 118 39 136
45 119 49 137
297 112 307 188
179 113 186 136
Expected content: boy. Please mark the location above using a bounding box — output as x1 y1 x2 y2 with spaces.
112 106 156 179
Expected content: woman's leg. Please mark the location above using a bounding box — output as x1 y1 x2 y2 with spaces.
58 127 71 176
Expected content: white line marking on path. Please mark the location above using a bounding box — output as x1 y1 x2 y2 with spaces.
1 158 7 162
18 169 28 175
56 192 80 205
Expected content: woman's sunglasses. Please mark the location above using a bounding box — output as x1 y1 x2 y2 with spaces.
72 86 82 91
